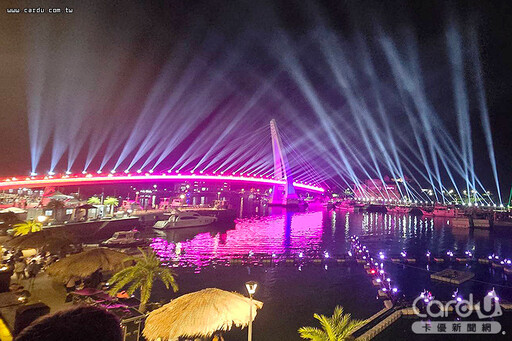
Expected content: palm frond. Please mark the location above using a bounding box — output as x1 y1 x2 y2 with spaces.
299 306 367 341
107 248 178 308
298 326 327 341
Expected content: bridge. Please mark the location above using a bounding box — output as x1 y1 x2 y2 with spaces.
0 120 325 198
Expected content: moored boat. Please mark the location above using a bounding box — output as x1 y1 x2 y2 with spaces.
100 230 148 248
153 211 217 229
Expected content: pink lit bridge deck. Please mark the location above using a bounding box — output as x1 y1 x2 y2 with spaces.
0 173 325 193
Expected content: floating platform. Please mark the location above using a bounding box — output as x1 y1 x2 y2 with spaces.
431 269 475 284
456 257 470 262
478 258 490 264
405 258 416 263
434 257 445 263
391 258 401 263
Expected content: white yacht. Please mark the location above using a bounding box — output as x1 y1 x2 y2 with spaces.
100 230 148 248
153 211 217 229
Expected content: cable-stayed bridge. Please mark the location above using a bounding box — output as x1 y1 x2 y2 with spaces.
0 120 325 200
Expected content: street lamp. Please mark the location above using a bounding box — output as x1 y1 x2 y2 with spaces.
245 281 258 341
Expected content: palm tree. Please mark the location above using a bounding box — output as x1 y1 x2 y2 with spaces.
46 199 65 210
108 248 178 312
298 306 366 341
87 196 101 205
46 199 66 221
104 196 119 216
12 220 43 237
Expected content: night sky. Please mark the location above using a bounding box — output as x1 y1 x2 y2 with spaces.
0 0 511 195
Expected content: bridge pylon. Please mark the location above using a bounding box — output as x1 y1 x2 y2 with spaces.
269 119 299 206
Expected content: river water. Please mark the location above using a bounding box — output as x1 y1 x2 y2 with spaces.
148 208 512 340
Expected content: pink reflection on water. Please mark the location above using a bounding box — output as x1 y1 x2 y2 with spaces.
151 211 324 269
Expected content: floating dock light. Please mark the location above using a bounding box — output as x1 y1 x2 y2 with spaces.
487 288 499 301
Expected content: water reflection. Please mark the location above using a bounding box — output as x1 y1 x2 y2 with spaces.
150 210 512 269
151 210 324 268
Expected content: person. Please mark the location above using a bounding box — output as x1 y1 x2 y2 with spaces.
26 260 41 289
14 259 26 282
14 305 123 341
14 249 23 262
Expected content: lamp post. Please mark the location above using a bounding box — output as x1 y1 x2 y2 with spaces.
245 281 258 341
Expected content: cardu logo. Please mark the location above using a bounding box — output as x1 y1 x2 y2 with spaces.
411 289 504 335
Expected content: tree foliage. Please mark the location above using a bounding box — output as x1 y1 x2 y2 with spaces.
108 248 178 312
104 197 119 206
46 199 65 210
298 306 366 341
12 220 43 237
87 196 101 205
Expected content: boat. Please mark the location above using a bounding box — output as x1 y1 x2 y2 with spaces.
153 211 217 229
450 217 471 228
366 204 388 213
336 200 355 212
432 206 462 218
387 206 410 214
177 206 237 221
472 218 491 229
100 230 148 248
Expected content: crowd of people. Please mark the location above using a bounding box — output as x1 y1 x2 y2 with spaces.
2 249 56 289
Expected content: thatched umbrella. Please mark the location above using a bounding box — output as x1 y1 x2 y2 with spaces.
6 233 74 254
143 288 263 341
0 207 27 214
46 248 132 282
